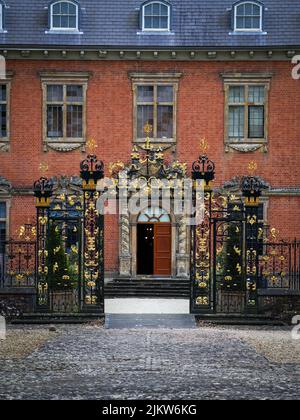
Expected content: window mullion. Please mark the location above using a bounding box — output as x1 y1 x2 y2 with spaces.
154 84 158 139
244 85 249 140
63 85 67 139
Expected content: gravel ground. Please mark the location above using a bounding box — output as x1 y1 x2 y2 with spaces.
0 327 60 360
0 324 299 400
231 327 300 364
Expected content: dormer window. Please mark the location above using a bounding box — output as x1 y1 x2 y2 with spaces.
50 1 79 31
234 1 263 32
142 1 171 31
0 1 5 31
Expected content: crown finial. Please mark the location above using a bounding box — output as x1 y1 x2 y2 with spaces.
144 122 153 137
86 138 98 154
199 138 209 155
248 161 258 175
39 162 49 175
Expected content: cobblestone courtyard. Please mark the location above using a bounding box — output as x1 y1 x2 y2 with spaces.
0 324 299 400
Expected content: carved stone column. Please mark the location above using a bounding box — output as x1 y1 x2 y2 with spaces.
176 216 189 278
119 213 131 277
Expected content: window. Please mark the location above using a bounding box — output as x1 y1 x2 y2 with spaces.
138 207 171 223
0 81 11 153
0 2 3 31
50 1 79 30
234 1 263 32
228 85 265 140
0 202 6 253
130 73 181 144
46 84 83 138
222 73 272 152
142 1 170 31
40 72 90 152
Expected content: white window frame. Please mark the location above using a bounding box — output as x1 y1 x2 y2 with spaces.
234 1 263 32
142 1 171 32
0 4 3 31
50 0 79 31
0 201 8 242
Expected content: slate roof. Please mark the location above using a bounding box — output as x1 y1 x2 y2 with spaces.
0 0 299 48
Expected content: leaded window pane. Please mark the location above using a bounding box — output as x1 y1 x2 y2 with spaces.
68 16 76 28
47 85 63 102
137 105 154 138
137 86 154 102
245 3 252 14
61 2 69 14
249 106 264 138
0 221 6 253
53 3 61 14
61 15 69 28
229 86 245 103
248 86 265 103
67 105 83 138
253 4 261 15
67 85 83 102
0 202 6 219
0 104 6 137
47 105 63 137
229 106 245 139
0 85 6 102
157 85 173 102
157 106 173 138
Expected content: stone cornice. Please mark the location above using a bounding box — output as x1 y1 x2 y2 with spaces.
0 47 299 61
39 71 93 81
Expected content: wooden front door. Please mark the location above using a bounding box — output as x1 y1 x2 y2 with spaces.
154 223 172 276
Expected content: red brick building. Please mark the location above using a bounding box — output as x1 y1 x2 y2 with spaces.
0 1 299 307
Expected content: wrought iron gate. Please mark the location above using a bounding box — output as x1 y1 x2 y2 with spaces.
189 151 287 315
33 152 105 314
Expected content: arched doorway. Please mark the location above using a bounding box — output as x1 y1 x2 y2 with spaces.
137 207 172 277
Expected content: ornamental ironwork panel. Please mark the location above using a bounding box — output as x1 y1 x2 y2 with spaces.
212 213 246 314
82 190 104 311
0 240 36 288
259 240 300 291
190 192 213 312
47 203 83 313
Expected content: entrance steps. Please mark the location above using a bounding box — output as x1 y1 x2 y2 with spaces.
105 314 197 329
105 298 190 314
105 278 190 299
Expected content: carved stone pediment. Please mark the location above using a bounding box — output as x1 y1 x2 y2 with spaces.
0 141 9 153
45 141 85 153
226 143 268 153
222 176 270 192
0 176 12 194
51 175 82 194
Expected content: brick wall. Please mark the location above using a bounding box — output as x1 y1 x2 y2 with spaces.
0 59 299 271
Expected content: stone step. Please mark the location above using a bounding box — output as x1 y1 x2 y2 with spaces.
105 314 197 329
105 278 190 299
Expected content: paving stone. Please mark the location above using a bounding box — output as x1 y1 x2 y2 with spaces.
0 326 299 400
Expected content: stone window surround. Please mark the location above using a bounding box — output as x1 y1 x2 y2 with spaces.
129 72 182 147
0 72 14 153
221 72 273 153
40 71 92 153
